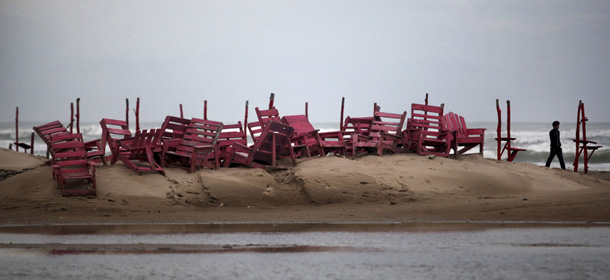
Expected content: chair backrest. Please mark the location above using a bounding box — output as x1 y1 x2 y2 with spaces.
281 115 316 137
218 121 247 150
249 121 294 164
123 129 162 159
50 133 89 171
159 115 190 142
247 121 264 143
409 103 445 137
342 116 374 136
99 118 132 154
33 121 70 147
443 112 467 138
370 110 407 137
255 107 281 125
175 118 223 156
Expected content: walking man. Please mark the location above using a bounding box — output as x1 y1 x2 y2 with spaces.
545 121 566 169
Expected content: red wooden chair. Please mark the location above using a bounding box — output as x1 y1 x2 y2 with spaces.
34 121 70 147
247 121 264 143
495 100 526 162
443 112 486 156
317 130 348 156
49 133 97 196
161 118 223 172
256 106 325 157
281 115 324 157
112 129 165 175
154 115 191 157
223 121 296 170
403 103 452 157
159 115 190 143
339 116 374 156
218 121 247 149
34 120 105 164
372 110 407 154
344 116 374 136
351 109 406 157
572 100 602 173
99 118 133 165
255 107 281 125
217 121 247 163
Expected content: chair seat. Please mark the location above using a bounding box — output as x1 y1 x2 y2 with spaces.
421 139 447 146
454 137 484 144
583 146 602 150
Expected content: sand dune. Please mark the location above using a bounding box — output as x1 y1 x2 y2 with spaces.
0 148 608 224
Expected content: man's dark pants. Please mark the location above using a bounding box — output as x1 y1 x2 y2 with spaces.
545 147 566 170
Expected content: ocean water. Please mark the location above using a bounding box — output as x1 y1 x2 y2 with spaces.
0 224 609 279
1 121 609 171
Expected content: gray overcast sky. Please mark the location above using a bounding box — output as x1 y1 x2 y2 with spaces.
1 0 609 125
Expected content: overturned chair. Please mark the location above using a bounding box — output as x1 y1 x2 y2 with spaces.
223 121 296 170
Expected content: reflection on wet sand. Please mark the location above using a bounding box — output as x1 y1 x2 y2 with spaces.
0 221 607 235
1 243 369 255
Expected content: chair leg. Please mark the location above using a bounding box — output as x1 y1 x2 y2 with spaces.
289 144 297 166
190 156 196 173
271 134 277 167
110 146 119 165
223 147 235 168
305 143 311 158
100 154 107 165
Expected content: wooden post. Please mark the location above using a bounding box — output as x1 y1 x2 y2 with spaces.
305 102 308 119
373 102 380 121
204 100 208 120
125 99 129 129
506 100 512 155
271 132 277 167
69 102 74 134
269 93 275 109
76 98 81 134
580 102 589 174
30 132 34 155
180 104 184 118
340 97 345 131
15 107 19 152
423 94 429 120
135 97 140 132
573 100 582 171
496 99 501 161
244 100 249 139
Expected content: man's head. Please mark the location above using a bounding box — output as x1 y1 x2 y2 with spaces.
552 121 560 129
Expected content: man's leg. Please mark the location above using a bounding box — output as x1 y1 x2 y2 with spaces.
557 147 566 169
545 148 556 167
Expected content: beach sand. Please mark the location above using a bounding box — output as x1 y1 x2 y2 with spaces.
1 147 609 225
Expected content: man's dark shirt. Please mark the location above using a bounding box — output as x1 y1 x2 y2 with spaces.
549 129 561 148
